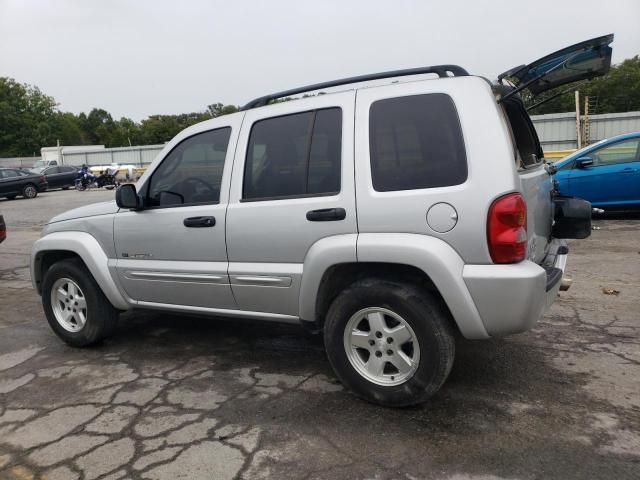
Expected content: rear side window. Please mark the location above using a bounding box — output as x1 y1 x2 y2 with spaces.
243 108 342 200
369 93 467 192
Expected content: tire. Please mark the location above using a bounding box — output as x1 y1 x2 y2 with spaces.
324 278 455 407
22 183 38 199
41 258 118 347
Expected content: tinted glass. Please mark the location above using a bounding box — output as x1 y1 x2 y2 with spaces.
592 139 639 166
243 108 342 200
369 94 467 191
147 128 231 207
308 108 342 194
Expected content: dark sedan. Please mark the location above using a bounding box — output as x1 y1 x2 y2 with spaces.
36 165 79 190
0 168 48 200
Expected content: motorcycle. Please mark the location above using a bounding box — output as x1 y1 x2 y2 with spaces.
75 171 120 191
75 172 98 191
98 173 120 190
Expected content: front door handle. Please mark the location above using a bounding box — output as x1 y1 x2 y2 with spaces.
183 216 216 228
306 208 346 222
622 168 635 173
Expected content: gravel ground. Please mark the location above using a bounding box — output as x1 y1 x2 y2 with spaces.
0 190 638 480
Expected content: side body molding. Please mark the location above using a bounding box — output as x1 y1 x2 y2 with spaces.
299 234 358 321
31 231 130 311
357 233 489 339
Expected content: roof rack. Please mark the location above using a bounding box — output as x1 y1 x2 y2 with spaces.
241 64 469 110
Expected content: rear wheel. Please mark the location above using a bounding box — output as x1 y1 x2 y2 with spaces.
42 259 118 346
22 183 38 199
324 278 455 407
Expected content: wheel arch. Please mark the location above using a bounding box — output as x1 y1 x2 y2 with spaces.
32 232 130 311
300 233 489 339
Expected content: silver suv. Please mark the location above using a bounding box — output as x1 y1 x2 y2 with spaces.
31 35 612 406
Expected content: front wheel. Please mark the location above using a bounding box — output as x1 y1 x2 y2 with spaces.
42 259 118 347
324 278 455 407
22 183 38 199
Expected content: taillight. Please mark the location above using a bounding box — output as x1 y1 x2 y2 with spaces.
487 193 528 264
40 176 46 183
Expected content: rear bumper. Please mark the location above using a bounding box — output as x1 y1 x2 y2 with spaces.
462 239 567 337
38 182 48 192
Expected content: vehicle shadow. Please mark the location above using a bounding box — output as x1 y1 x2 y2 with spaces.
109 309 577 413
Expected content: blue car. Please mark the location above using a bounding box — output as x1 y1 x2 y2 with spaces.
553 132 640 209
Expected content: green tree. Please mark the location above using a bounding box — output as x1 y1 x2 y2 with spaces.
207 103 239 117
110 117 141 147
50 112 85 145
81 108 115 145
0 77 58 156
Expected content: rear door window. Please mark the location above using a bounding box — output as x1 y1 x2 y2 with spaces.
369 93 467 191
243 108 342 200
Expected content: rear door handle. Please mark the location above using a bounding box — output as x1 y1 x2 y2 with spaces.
622 168 636 173
183 216 216 228
306 208 346 222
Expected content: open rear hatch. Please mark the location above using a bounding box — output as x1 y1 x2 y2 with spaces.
499 34 614 101
496 34 614 264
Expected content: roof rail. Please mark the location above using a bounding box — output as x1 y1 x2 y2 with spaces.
241 64 469 110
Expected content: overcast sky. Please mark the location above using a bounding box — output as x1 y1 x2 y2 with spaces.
1 0 638 120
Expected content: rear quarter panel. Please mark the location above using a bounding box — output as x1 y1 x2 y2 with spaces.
354 76 519 264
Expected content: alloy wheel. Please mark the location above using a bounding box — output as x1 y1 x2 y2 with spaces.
343 307 420 386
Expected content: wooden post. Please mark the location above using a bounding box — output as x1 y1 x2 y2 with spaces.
575 90 581 149
583 96 590 145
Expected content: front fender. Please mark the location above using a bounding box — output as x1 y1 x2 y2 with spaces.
31 231 130 311
357 233 488 339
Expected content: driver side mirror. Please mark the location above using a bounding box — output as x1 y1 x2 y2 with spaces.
116 184 142 210
576 157 594 168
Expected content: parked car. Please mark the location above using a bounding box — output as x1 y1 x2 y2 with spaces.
35 165 79 190
0 214 5 243
553 132 640 209
30 159 60 173
0 168 48 200
31 34 611 406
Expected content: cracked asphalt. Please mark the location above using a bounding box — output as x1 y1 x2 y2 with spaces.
0 190 639 480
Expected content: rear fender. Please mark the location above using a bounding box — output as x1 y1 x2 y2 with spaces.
357 233 489 339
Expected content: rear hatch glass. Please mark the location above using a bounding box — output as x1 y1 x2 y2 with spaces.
499 34 613 97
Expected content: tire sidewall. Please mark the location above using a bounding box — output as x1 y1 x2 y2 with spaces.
42 261 109 346
324 280 454 407
23 184 37 198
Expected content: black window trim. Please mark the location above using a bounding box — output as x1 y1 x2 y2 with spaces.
241 107 343 202
140 126 232 210
368 92 468 192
